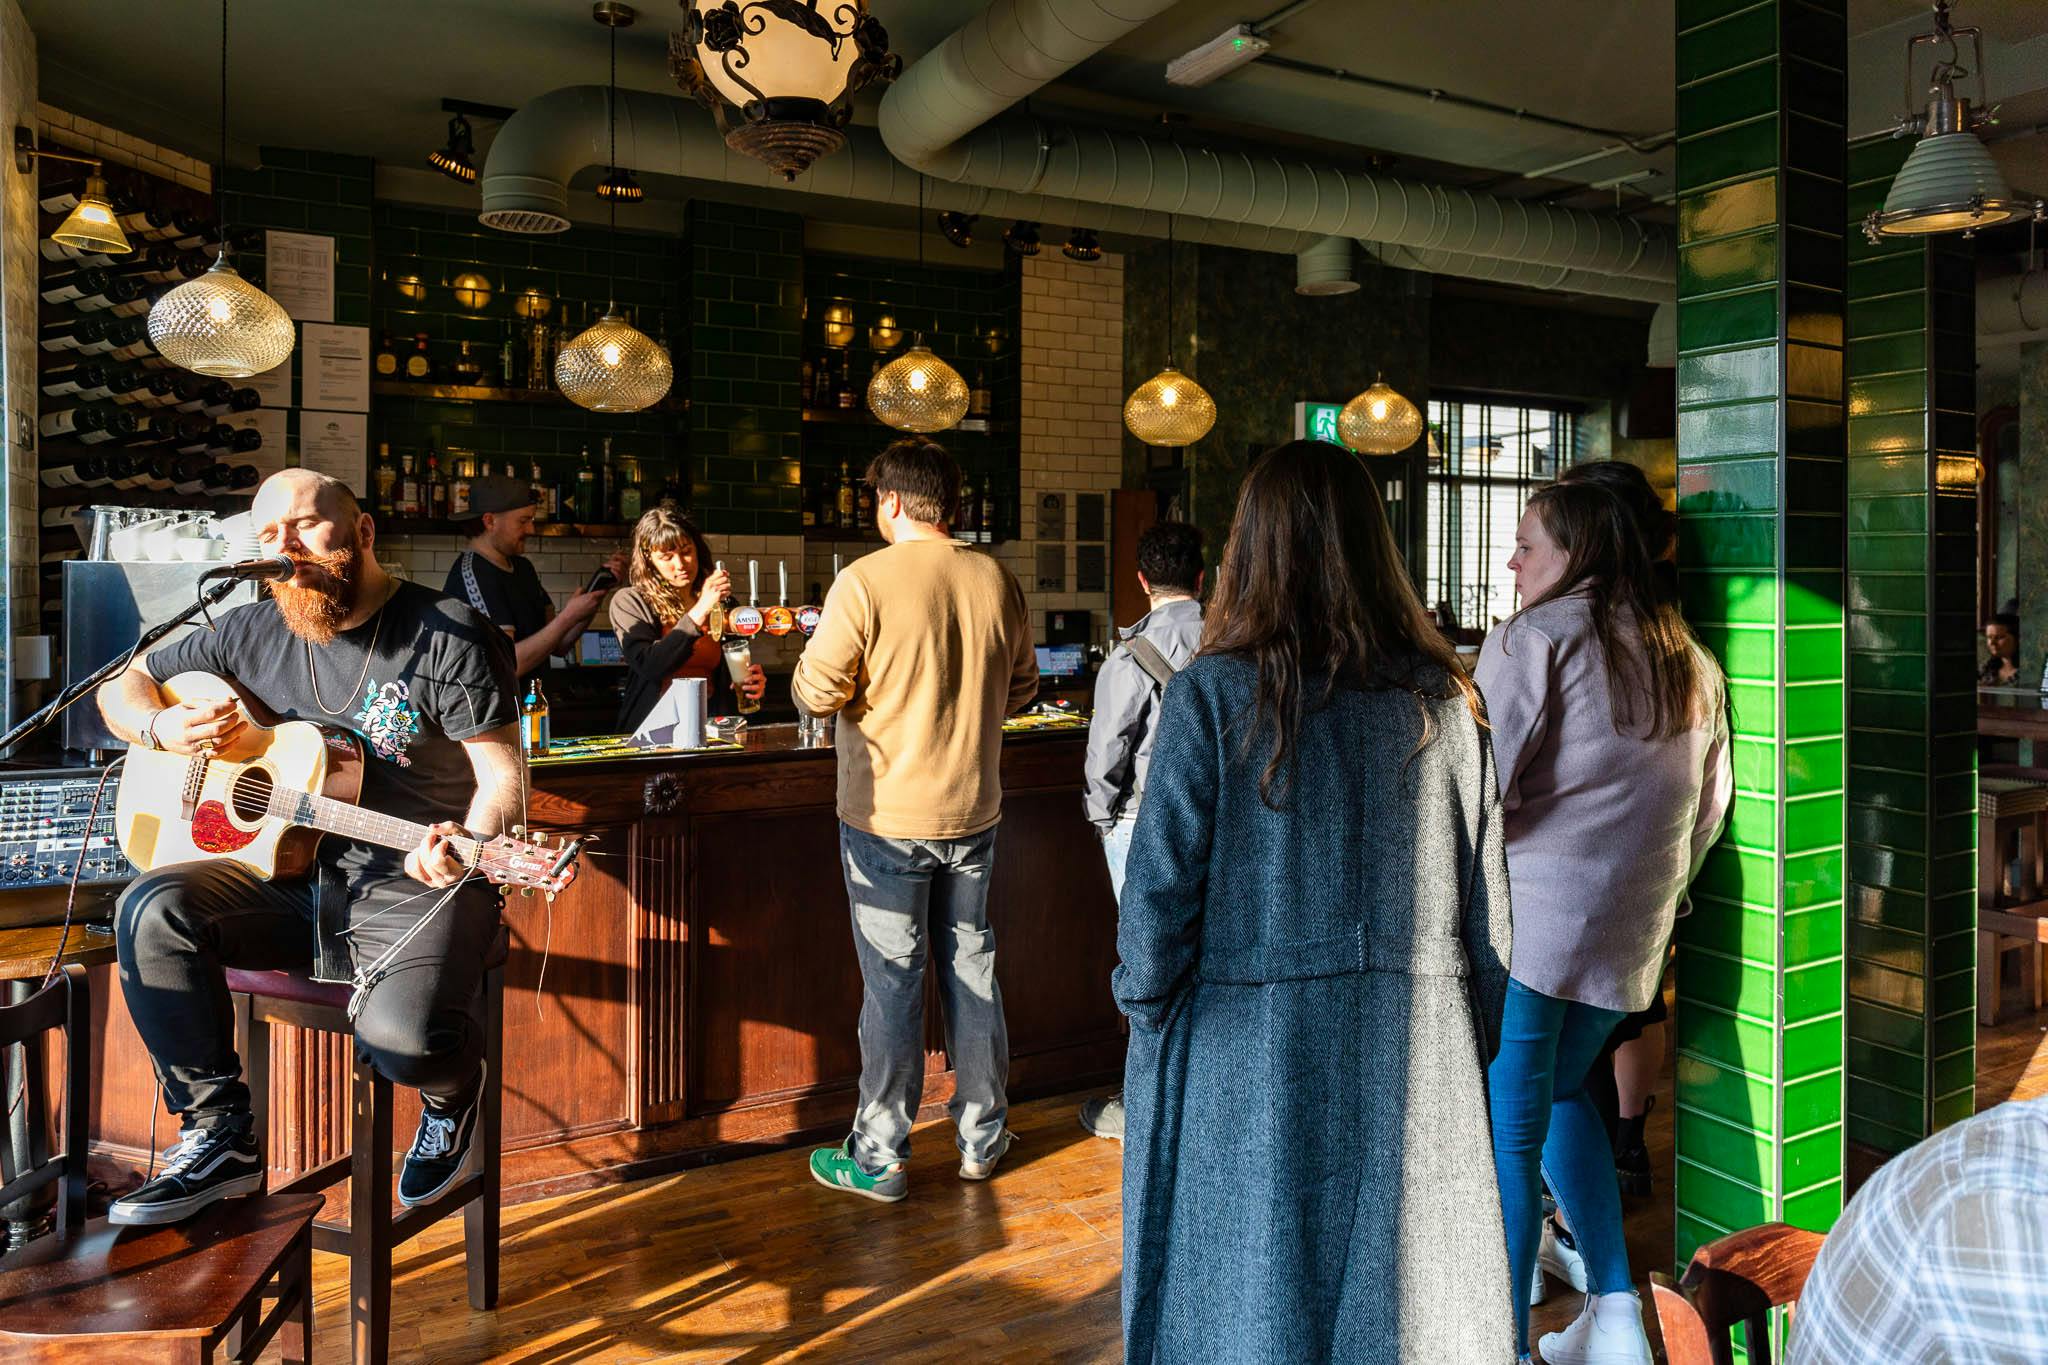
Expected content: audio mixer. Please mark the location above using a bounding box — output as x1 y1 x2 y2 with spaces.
0 766 133 928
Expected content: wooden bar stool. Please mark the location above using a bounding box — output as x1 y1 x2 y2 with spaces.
1977 779 2048 1025
0 966 322 1362
229 922 509 1365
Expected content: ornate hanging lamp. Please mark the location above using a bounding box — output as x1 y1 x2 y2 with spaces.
1864 1 2042 240
555 3 673 413
670 0 901 181
147 0 295 379
1125 212 1217 448
868 177 969 433
1337 374 1424 454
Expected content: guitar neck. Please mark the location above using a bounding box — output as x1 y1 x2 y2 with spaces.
268 786 480 867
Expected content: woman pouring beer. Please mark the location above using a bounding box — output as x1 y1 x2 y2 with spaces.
611 506 769 730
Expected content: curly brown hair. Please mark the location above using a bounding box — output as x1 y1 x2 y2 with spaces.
627 506 713 628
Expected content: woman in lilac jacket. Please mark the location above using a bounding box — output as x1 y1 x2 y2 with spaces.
1475 479 1732 1365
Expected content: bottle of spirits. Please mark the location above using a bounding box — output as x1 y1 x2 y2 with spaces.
617 455 643 523
453 342 484 386
397 452 421 519
960 475 979 541
520 677 551 755
836 460 856 527
801 477 816 529
574 445 597 526
500 326 517 388
969 367 991 419
978 479 997 543
405 333 433 380
856 479 875 532
837 352 855 410
658 468 682 512
449 452 473 518
801 354 816 408
374 335 400 378
374 443 399 512
426 453 448 520
531 458 552 523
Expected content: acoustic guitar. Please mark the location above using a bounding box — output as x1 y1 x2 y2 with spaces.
115 670 581 894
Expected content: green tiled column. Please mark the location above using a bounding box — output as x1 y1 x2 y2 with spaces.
1843 136 1978 1158
1672 0 1848 1272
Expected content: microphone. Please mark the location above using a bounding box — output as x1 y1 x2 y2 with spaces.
198 554 298 583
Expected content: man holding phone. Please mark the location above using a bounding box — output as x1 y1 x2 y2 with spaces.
445 475 622 689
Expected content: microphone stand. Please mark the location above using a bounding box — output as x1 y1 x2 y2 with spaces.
0 575 245 757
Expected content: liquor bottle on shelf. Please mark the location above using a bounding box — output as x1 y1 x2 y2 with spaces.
801 354 816 408
959 475 979 541
597 438 615 522
969 368 991 419
802 478 817 529
39 451 109 488
837 352 855 410
426 453 449 520
815 473 837 530
453 342 484 386
41 402 135 444
396 452 421 519
405 334 432 381
855 478 875 532
500 327 517 388
658 468 682 512
616 453 643 523
526 320 551 390
979 479 997 543
530 458 552 524
374 444 398 513
373 335 400 378
450 451 475 518
573 445 596 525
552 462 577 524
836 460 856 528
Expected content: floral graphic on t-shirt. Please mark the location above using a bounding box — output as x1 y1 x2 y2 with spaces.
353 679 422 767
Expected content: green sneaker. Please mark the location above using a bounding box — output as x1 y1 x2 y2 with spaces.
808 1140 906 1203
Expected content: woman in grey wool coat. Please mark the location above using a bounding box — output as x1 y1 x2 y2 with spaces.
1114 439 1516 1364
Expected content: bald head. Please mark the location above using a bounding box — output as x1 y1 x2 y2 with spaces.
252 467 378 572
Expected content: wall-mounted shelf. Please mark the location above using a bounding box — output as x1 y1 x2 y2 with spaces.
376 518 636 538
372 380 685 414
800 409 1004 435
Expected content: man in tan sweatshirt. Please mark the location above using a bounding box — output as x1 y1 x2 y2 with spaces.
792 437 1038 1203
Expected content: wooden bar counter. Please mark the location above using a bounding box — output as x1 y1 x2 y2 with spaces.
82 724 1122 1203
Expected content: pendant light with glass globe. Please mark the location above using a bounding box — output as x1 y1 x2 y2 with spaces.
555 2 674 414
1124 211 1217 448
867 177 970 433
1337 373 1424 454
147 0 296 380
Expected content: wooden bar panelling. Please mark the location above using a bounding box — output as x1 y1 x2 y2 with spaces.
81 729 1121 1201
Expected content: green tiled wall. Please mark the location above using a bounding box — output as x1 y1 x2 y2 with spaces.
371 202 684 510
1843 136 1977 1157
1672 0 1849 1282
687 200 802 534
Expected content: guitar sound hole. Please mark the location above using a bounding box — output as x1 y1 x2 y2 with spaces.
228 766 274 824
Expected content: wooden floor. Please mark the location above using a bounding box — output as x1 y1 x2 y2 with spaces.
265 1008 2048 1363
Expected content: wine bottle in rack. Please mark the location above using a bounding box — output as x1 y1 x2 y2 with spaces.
121 411 182 447
208 387 260 417
73 271 143 314
40 402 136 444
170 453 214 494
41 362 119 400
102 451 146 490
209 426 262 457
39 451 109 489
40 265 121 305
124 246 209 285
39 237 122 267
172 377 233 413
113 370 177 407
37 172 88 214
116 201 175 239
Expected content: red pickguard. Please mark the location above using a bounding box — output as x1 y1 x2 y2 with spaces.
190 799 259 854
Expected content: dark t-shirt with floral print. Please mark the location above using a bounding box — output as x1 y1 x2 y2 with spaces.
143 580 516 874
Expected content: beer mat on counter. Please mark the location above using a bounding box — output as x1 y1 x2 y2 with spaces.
1003 713 1088 733
525 734 745 765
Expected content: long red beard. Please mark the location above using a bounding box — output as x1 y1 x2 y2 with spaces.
271 544 362 645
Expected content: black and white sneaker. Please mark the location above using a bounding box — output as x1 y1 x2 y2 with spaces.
108 1118 264 1226
398 1074 482 1208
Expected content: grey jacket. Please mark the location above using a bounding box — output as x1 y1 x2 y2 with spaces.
1084 597 1205 828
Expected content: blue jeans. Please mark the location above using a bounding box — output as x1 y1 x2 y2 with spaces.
840 823 1008 1172
1101 814 1137 901
1489 978 1631 1353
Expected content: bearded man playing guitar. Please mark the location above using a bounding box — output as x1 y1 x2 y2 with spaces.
97 467 532 1226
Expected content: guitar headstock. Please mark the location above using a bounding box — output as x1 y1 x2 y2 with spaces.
473 831 586 896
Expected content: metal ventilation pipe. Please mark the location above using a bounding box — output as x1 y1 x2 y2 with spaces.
1978 269 2048 344
478 85 1317 253
1360 243 1672 303
1296 236 1358 295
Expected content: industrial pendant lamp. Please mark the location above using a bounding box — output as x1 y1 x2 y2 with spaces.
868 177 969 433
13 130 132 254
1338 373 1423 454
1124 213 1217 448
147 0 295 378
428 114 479 183
671 0 901 181
1864 1 2043 240
556 3 673 413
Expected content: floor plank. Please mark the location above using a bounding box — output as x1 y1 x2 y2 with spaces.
261 1007 2048 1363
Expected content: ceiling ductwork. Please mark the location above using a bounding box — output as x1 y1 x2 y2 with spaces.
1360 243 1672 304
1295 236 1358 295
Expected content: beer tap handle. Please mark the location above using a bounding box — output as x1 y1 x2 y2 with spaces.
748 559 759 607
778 559 788 606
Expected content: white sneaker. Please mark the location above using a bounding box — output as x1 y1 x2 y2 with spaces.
1536 1291 1652 1365
1529 1258 1548 1307
1539 1215 1590 1294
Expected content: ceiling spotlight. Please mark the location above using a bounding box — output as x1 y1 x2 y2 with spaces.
429 113 478 183
1003 220 1041 256
939 211 976 248
1165 23 1270 88
1063 228 1102 263
598 166 644 201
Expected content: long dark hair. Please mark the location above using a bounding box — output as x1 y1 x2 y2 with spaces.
628 506 713 628
1203 439 1477 807
1521 480 1710 740
1557 459 1678 603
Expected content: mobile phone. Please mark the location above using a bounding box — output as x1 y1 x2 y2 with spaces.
584 567 618 595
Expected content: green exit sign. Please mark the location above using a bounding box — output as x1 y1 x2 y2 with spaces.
1296 401 1342 444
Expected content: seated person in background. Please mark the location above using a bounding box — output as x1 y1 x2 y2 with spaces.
445 474 621 693
1980 612 2020 686
609 506 766 731
1789 1097 2048 1364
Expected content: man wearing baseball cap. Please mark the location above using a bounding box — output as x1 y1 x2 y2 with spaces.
445 474 621 688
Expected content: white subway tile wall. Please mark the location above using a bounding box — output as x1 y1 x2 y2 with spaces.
36 103 213 194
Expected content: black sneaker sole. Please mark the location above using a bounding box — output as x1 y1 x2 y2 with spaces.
108 1169 264 1226
398 1137 477 1209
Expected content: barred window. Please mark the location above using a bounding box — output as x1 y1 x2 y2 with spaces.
1424 398 1574 634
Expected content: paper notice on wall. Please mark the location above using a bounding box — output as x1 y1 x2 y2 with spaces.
244 356 292 408
298 409 368 495
301 323 370 411
225 408 289 477
264 230 335 322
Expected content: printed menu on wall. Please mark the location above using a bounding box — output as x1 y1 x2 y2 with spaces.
264 230 335 322
298 409 368 492
301 323 370 412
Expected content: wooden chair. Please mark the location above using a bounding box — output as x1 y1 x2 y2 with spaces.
0 965 321 1362
1977 778 2048 1025
228 921 508 1365
1650 1222 1826 1365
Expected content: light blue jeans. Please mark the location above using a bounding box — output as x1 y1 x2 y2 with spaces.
1489 977 1631 1354
1102 813 1138 901
840 822 1008 1172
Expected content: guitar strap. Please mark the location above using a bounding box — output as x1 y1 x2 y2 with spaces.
457 551 490 617
312 860 353 984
